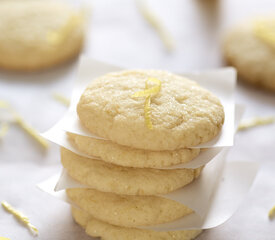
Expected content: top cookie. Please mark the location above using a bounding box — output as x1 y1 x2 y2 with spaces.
0 0 84 71
224 18 275 91
77 70 224 151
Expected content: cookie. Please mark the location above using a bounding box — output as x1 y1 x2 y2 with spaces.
77 70 224 151
72 207 202 240
67 188 193 227
67 132 200 168
71 206 92 229
224 17 275 91
61 148 203 195
0 0 84 71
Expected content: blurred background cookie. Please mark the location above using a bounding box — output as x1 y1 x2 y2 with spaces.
224 17 275 92
0 0 85 71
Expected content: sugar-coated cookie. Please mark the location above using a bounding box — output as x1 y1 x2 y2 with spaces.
77 70 224 151
61 148 202 195
71 207 202 240
0 0 84 71
67 133 200 168
67 188 193 228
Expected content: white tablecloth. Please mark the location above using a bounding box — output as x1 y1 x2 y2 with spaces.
0 0 274 239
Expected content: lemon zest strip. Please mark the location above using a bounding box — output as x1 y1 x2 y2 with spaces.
13 113 48 149
136 0 174 51
0 101 48 148
238 117 275 131
132 77 161 130
1 201 38 236
0 122 9 139
131 78 161 98
52 93 70 107
269 205 275 219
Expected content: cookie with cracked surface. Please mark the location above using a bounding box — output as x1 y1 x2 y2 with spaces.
71 207 202 240
67 188 193 228
77 70 224 151
67 132 200 168
61 147 203 195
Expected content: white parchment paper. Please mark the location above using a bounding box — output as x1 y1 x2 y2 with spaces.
44 57 236 148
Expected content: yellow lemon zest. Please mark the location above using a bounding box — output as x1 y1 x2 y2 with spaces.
12 112 48 149
1 201 38 236
52 93 70 107
268 205 275 219
0 237 11 240
254 19 275 48
238 117 275 131
136 0 174 51
47 13 83 46
0 122 9 139
132 77 161 130
132 77 161 98
0 101 48 148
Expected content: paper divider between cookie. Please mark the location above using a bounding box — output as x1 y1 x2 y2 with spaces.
37 154 259 231
59 57 236 149
41 104 244 170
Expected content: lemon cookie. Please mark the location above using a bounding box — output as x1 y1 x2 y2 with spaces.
224 17 275 91
0 0 84 71
72 207 202 240
61 148 202 195
67 188 193 227
77 70 224 151
72 206 92 229
67 133 200 168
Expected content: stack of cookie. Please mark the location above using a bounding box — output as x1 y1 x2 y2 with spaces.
61 70 225 240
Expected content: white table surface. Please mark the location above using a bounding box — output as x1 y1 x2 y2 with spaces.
0 0 274 239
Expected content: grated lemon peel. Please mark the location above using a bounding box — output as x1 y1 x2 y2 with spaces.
52 93 70 107
13 113 49 149
1 201 38 236
132 77 161 130
254 19 275 48
47 12 84 46
0 100 48 149
238 116 275 131
136 0 175 51
269 205 275 219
